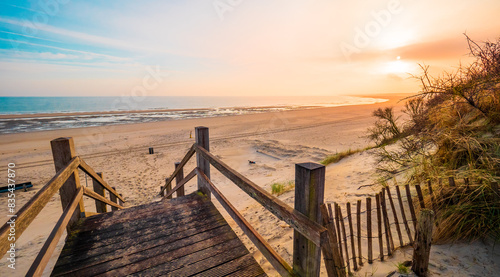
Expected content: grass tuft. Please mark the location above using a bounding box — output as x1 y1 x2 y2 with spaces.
321 146 373 166
271 181 294 196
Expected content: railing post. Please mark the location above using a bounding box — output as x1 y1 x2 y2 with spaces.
175 162 185 197
293 162 325 277
195 126 211 198
50 137 85 230
110 187 119 211
93 172 107 213
412 209 434 277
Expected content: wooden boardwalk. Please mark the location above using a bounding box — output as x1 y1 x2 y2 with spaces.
51 193 266 277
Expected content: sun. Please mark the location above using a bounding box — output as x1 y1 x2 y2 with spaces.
383 56 412 75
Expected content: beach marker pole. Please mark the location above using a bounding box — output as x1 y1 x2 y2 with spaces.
293 162 325 277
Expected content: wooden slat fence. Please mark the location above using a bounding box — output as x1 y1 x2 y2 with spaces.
322 177 486 273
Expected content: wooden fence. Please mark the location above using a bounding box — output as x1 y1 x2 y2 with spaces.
0 137 125 276
321 177 485 274
160 127 347 277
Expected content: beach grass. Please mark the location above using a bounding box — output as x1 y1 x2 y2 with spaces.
271 181 295 196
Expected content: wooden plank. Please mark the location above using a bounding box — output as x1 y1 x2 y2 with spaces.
109 187 119 211
366 197 373 264
415 185 425 209
197 170 297 277
380 189 394 255
78 158 125 203
356 200 363 266
333 203 344 268
396 186 413 245
127 237 245 277
56 224 236 276
196 126 211 198
347 202 357 271
174 162 185 197
195 145 326 247
293 162 324 277
0 157 80 257
26 187 84 277
192 254 264 277
405 184 418 232
411 210 435 277
55 209 225 269
92 172 107 213
448 177 456 187
386 187 404 247
375 193 384 261
83 187 124 210
51 137 85 229
338 205 351 274
320 204 345 277
159 144 196 196
427 180 437 212
164 168 196 199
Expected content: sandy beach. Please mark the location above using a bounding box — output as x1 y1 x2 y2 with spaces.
0 93 498 276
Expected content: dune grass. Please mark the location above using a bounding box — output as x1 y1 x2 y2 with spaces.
271 180 294 196
320 146 374 166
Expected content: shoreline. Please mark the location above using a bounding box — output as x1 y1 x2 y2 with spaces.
0 95 391 120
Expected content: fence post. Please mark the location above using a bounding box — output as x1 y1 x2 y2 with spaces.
412 209 434 277
293 162 325 277
110 187 118 211
175 162 185 197
51 137 85 231
195 126 211 198
93 172 107 213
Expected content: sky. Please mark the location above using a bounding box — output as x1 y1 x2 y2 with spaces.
0 0 499 97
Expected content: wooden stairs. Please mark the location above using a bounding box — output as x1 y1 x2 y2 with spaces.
51 193 266 277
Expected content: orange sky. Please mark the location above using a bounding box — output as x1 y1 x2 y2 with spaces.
1 0 499 97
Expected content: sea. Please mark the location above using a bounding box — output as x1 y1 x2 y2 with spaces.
0 96 387 134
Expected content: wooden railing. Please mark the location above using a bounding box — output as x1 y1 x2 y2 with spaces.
0 137 125 277
159 127 345 277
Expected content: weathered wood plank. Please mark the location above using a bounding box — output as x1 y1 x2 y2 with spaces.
174 162 185 197
197 170 296 277
396 186 413 245
405 184 418 232
164 168 196 199
356 199 363 266
78 158 125 203
27 187 84 277
366 197 373 264
376 193 384 261
338 204 351 274
347 202 357 271
159 143 196 196
0 157 80 257
412 209 434 277
380 189 393 255
51 138 85 229
92 172 107 213
386 187 404 247
83 187 124 210
320 204 345 277
196 145 326 247
293 162 324 277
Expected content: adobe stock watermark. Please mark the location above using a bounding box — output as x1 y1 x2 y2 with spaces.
9 0 71 53
340 0 404 61
213 0 244 21
81 65 169 145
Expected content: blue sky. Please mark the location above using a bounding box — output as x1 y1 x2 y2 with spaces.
1 0 499 96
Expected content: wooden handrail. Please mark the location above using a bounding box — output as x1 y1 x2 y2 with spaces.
160 144 196 196
164 168 197 199
197 169 298 277
26 187 84 277
0 156 81 256
82 187 124 210
194 144 327 247
79 158 125 203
